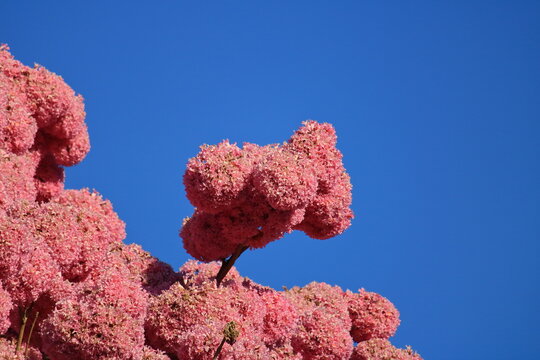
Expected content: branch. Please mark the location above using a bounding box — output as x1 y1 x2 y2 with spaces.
215 245 248 287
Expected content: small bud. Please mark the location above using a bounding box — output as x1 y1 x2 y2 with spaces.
223 321 239 345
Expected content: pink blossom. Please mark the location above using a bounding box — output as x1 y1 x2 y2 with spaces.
40 264 147 360
346 289 401 342
0 45 91 210
0 211 66 308
145 281 260 356
286 282 350 326
0 46 423 360
248 283 299 348
180 259 242 288
53 189 126 242
350 338 423 360
181 121 353 263
0 73 36 154
28 189 125 282
0 150 38 208
142 346 171 360
45 124 90 167
252 148 317 211
146 261 278 359
184 140 252 213
291 308 353 360
181 210 240 262
285 282 353 360
0 337 42 360
33 155 64 202
0 282 12 334
23 63 85 139
285 120 343 193
112 243 180 295
294 171 353 240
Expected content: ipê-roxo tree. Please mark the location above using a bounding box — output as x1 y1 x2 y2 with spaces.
0 45 422 360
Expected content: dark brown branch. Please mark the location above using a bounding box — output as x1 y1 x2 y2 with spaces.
212 337 226 360
16 307 29 353
24 311 39 357
215 244 248 287
212 321 239 360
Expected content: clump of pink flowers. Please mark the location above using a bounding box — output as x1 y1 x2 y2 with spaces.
181 120 354 262
0 45 422 359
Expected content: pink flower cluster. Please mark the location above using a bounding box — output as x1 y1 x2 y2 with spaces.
145 261 419 360
181 120 354 261
0 46 423 360
0 45 89 206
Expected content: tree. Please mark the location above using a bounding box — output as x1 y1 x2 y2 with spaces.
0 45 422 360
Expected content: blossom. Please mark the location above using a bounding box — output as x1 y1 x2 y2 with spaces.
181 121 354 262
145 264 264 357
0 45 89 205
112 243 180 295
0 45 423 360
28 189 125 282
0 73 36 154
0 338 42 360
0 210 67 308
346 289 400 342
40 264 147 360
0 150 38 208
142 346 171 360
285 282 353 360
184 140 252 213
0 282 12 334
291 308 353 360
350 338 423 360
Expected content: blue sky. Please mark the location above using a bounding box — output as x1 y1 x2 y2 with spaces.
2 1 539 359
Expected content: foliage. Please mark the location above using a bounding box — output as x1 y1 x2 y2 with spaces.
0 46 421 360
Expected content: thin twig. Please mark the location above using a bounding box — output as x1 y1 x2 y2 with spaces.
215 245 248 287
16 307 29 353
24 311 39 357
212 337 226 360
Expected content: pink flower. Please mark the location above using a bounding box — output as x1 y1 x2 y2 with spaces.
142 346 171 360
33 155 64 202
285 282 353 360
291 308 353 360
252 148 317 211
0 282 12 335
184 140 252 213
40 264 147 360
181 121 354 262
112 243 180 295
0 150 38 207
346 289 400 342
0 73 36 154
0 210 66 308
146 262 280 359
0 337 42 360
0 45 423 360
350 338 423 360
45 124 90 167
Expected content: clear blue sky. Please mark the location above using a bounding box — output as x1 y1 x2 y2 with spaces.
2 1 539 359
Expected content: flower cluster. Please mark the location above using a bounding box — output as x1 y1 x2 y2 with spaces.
181 120 354 262
145 261 417 360
0 46 422 360
0 45 89 206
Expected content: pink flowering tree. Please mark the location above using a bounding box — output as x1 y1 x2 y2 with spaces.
0 45 422 360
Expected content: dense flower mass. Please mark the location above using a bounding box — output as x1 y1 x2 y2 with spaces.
350 339 423 360
181 120 354 262
0 45 422 359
